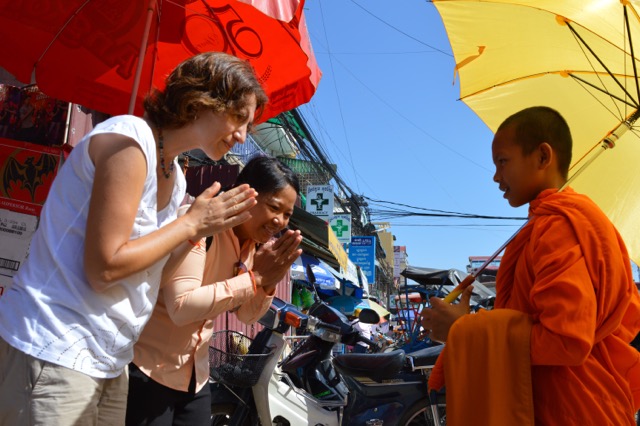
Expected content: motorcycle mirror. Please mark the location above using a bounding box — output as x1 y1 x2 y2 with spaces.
305 263 322 303
357 308 380 325
305 263 316 284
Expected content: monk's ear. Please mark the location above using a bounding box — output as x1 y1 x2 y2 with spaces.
537 142 553 169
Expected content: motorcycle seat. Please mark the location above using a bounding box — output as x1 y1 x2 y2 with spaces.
405 344 444 367
332 349 406 382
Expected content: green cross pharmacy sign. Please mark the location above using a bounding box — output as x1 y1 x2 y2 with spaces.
330 214 351 245
305 184 333 217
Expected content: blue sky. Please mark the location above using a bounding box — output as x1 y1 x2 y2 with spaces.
297 0 529 272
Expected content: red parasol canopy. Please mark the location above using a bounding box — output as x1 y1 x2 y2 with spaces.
0 0 321 121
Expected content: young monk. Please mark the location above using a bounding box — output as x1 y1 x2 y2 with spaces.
421 106 640 425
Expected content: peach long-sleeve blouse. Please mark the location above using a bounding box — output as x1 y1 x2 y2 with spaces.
132 229 274 393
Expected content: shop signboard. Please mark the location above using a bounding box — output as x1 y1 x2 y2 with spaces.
0 208 38 298
0 84 69 147
330 214 351 245
394 245 407 279
0 137 62 298
305 184 333 218
349 236 376 284
0 137 62 216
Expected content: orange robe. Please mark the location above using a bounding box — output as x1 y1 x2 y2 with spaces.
429 187 640 426
496 187 640 425
429 309 534 426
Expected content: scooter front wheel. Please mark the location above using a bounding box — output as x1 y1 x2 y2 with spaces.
211 402 256 426
398 398 446 426
210 402 233 426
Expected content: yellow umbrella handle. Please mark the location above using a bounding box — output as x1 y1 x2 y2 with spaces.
443 275 476 303
441 219 531 305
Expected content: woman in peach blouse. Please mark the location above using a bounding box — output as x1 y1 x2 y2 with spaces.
126 156 303 425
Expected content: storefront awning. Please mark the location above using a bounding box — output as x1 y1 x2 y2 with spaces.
291 253 340 290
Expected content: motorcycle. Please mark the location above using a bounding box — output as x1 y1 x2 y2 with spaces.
209 295 446 425
371 330 395 353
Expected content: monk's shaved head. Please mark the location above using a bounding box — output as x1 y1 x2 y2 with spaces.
497 106 572 180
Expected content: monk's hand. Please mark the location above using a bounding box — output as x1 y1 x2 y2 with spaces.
420 286 474 343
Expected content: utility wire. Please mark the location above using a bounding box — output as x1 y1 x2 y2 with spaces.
350 0 452 57
391 223 520 227
369 208 526 220
365 196 526 220
318 1 361 193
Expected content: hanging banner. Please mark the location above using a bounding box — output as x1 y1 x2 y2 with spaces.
0 137 63 216
291 253 339 290
394 245 407 279
0 137 61 298
330 214 351 245
349 236 376 284
305 184 333 218
0 208 38 298
327 226 348 273
345 258 360 287
0 84 69 147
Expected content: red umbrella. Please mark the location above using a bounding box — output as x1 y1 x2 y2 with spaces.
0 0 320 121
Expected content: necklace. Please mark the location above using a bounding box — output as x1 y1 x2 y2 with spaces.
158 129 174 179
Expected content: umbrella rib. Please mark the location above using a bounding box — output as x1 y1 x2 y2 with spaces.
35 0 92 74
629 127 640 144
460 70 633 103
623 6 640 105
568 29 627 120
566 21 639 108
569 74 638 109
129 0 158 114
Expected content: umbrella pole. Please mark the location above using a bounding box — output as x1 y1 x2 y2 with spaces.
129 0 157 114
442 221 528 303
562 111 640 189
443 110 640 303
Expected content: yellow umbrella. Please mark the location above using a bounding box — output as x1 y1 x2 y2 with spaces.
356 299 391 322
433 0 640 265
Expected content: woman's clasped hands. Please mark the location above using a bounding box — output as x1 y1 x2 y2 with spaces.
183 182 258 240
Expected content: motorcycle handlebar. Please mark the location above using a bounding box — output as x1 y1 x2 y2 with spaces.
307 316 342 333
317 320 342 333
273 298 362 342
358 334 381 352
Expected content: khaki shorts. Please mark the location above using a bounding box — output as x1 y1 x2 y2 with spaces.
0 337 128 426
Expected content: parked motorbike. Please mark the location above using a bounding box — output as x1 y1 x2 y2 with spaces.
371 330 395 353
209 296 446 425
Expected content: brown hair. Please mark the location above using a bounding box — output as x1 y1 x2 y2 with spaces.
498 106 572 179
144 52 268 129
234 155 300 195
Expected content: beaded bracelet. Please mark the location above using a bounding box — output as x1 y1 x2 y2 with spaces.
247 269 257 294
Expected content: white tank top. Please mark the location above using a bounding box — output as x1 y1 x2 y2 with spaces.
0 115 186 378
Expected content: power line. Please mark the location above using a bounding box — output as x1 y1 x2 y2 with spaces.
318 1 361 193
349 0 452 57
391 223 520 227
365 196 526 220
